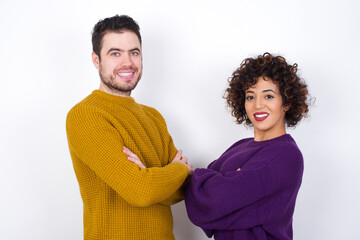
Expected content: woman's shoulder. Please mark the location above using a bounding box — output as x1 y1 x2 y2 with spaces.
266 134 302 155
226 137 254 151
238 134 303 168
262 135 304 172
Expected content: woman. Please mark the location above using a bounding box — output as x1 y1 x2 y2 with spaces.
124 52 309 239
184 53 309 239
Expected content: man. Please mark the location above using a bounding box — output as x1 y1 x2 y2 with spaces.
66 15 193 240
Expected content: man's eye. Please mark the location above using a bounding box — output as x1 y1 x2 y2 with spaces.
130 52 139 56
111 52 120 57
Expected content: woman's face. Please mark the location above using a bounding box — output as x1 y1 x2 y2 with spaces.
245 77 287 141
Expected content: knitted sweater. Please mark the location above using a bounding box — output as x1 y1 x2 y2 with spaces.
185 134 303 240
66 90 189 240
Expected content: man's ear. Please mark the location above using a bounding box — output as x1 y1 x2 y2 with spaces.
92 52 100 70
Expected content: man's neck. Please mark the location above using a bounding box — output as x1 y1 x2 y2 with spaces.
99 84 131 98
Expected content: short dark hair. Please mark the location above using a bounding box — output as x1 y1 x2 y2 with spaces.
224 52 310 127
91 15 141 59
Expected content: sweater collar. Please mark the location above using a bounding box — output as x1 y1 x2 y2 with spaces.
250 134 293 146
92 90 136 105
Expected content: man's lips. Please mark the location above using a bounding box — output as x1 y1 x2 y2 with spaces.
117 71 135 80
253 112 269 121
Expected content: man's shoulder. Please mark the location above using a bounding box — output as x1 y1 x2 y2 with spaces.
69 91 110 112
66 92 105 123
138 103 164 118
137 102 157 111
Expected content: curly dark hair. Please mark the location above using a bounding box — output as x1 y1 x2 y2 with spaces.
224 52 309 127
92 15 141 60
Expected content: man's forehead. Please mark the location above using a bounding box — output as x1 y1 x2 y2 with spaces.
102 31 141 46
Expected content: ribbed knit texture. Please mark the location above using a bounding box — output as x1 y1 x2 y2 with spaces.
66 90 189 240
185 134 303 240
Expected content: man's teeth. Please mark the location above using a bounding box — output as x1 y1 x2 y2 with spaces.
255 114 268 118
118 72 133 76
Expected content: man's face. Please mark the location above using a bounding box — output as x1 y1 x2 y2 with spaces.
92 31 142 96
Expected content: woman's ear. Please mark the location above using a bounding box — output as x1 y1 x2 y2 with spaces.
283 104 291 112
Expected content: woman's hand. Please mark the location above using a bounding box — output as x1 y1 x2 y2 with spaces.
123 146 146 169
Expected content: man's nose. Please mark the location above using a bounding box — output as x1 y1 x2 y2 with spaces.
120 54 133 67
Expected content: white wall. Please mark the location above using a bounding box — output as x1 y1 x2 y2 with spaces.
1 0 359 239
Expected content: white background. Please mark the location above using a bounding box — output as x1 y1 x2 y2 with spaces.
1 0 359 239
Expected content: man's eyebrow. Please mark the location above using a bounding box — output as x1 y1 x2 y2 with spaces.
106 48 141 55
129 48 141 52
107 48 122 55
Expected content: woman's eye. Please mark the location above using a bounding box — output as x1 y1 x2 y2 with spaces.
246 96 254 100
265 95 274 99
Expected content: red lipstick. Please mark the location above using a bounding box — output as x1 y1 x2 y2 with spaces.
253 112 269 121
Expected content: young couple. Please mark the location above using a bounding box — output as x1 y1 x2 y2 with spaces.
66 15 310 240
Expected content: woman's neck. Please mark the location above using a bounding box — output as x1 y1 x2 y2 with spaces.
253 127 286 142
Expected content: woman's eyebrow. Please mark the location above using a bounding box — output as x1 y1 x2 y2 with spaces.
263 89 276 94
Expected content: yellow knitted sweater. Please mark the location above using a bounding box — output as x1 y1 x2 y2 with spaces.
66 90 189 240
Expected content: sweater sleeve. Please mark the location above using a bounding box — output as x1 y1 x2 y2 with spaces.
145 108 188 206
159 182 186 206
66 107 189 208
160 177 191 206
185 144 303 231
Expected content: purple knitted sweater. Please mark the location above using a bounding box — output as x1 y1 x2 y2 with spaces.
185 134 303 240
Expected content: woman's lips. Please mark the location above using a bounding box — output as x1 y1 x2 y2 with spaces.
254 112 269 121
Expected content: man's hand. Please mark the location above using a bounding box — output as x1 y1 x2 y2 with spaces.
171 150 193 174
123 146 146 169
